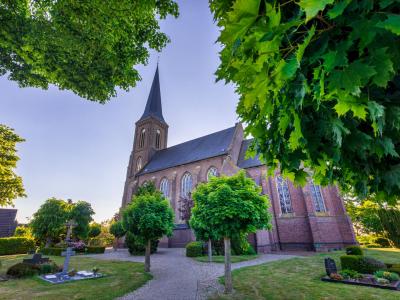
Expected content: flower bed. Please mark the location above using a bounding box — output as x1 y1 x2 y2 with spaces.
321 274 400 291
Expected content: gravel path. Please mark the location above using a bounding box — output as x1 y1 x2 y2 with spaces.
87 248 297 300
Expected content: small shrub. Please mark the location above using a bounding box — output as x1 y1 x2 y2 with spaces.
365 243 381 248
340 255 362 271
88 237 104 247
339 269 362 279
125 232 158 255
386 263 400 275
40 247 66 256
86 246 105 254
345 245 363 256
374 270 400 282
359 257 387 274
329 273 343 280
39 262 60 274
6 263 38 278
186 241 204 257
375 237 391 248
71 241 86 252
0 237 35 255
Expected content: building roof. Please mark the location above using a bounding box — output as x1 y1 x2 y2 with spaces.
237 139 263 169
0 208 17 238
139 65 166 123
138 126 237 175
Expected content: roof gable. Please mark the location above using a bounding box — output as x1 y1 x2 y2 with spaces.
237 139 263 169
138 126 237 175
0 208 17 238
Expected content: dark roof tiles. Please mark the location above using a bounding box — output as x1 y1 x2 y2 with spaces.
237 139 263 169
0 208 17 237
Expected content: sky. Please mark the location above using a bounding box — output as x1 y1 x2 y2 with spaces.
1 1 239 223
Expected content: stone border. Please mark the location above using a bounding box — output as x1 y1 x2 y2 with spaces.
321 276 400 291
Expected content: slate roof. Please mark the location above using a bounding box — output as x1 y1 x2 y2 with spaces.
138 126 237 175
0 208 17 238
237 139 264 169
139 66 166 123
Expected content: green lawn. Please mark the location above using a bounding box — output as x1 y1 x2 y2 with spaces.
0 254 151 300
194 255 259 263
211 248 400 300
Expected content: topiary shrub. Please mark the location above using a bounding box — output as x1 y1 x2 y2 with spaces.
359 257 387 274
86 246 105 254
0 237 35 255
340 255 362 271
186 241 204 257
6 263 38 278
39 247 66 256
125 232 158 255
345 245 363 256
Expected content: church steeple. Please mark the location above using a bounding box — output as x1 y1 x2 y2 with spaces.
139 65 165 123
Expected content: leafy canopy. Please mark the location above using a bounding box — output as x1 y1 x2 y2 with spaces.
109 220 126 239
0 0 178 102
122 192 174 243
210 0 400 203
0 124 25 206
30 197 69 243
69 200 95 240
190 170 272 239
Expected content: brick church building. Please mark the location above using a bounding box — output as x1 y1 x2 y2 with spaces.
121 67 356 253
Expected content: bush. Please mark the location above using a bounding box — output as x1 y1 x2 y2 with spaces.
340 255 362 271
345 246 363 256
39 262 61 274
359 257 387 274
186 241 204 257
365 243 381 248
125 232 158 255
0 237 35 255
40 247 66 256
386 263 400 275
231 234 256 255
374 270 400 282
375 237 391 248
6 263 38 278
339 269 362 279
86 246 105 254
88 237 104 247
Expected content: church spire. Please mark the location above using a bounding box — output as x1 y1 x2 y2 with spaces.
139 65 165 123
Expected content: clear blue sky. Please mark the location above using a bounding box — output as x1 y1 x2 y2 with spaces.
1 1 239 223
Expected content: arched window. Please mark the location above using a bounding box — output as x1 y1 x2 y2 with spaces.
310 181 327 212
139 128 146 148
160 178 169 198
207 167 218 181
155 129 161 149
181 172 193 198
276 176 293 214
136 157 142 171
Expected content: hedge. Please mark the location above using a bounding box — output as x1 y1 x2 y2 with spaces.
86 246 105 254
0 237 35 256
39 247 66 256
186 241 203 257
340 255 386 274
345 245 363 256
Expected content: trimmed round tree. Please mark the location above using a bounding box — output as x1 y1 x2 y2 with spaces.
30 198 69 247
122 193 174 272
190 170 272 293
109 220 126 251
69 200 95 241
88 222 102 238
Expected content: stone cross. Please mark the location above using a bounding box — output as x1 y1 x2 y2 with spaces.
61 247 76 275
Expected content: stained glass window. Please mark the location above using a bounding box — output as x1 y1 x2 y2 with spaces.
276 176 293 214
310 181 327 212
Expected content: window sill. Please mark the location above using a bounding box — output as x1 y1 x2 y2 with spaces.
315 211 329 217
280 212 295 218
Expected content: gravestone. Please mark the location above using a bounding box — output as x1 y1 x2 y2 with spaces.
324 257 337 276
60 247 76 275
23 253 49 265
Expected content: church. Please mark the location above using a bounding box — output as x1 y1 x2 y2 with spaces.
121 67 356 253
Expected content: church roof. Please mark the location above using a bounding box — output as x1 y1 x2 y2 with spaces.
0 208 17 238
138 126 237 175
139 66 165 123
237 139 263 169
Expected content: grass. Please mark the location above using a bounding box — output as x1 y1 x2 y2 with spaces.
193 255 259 263
0 254 151 300
211 248 400 300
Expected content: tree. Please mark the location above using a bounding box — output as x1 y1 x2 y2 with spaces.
30 198 69 246
14 225 33 239
69 200 95 240
109 220 126 239
377 208 400 248
0 124 26 206
210 0 400 204
0 1 178 102
190 171 271 293
88 222 101 238
122 193 174 272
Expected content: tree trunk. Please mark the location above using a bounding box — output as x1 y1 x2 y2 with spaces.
144 239 151 272
208 238 212 263
224 237 232 294
45 237 52 248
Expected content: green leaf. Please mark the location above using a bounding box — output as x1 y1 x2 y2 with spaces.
334 95 367 119
296 26 316 64
379 137 399 158
376 15 400 35
288 114 303 150
331 119 350 146
327 0 351 19
298 0 334 22
294 169 309 186
371 48 395 88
